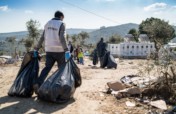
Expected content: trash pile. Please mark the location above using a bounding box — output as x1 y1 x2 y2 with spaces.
0 58 6 65
106 75 176 113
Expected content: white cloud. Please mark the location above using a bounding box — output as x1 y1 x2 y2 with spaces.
25 10 34 14
0 5 8 11
154 11 163 15
172 6 176 9
144 3 167 12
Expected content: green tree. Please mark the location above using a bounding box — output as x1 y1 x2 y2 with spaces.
108 35 124 44
139 17 175 56
128 28 138 42
78 31 89 46
18 38 25 44
71 34 77 46
5 37 16 56
66 34 70 42
26 19 41 49
24 39 33 52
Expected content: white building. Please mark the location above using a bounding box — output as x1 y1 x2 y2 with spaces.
108 34 155 58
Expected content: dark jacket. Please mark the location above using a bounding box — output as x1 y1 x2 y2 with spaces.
96 41 107 57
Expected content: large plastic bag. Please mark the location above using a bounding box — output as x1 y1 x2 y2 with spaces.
101 51 117 69
101 51 108 68
107 52 117 69
8 51 39 97
38 58 82 103
93 49 98 65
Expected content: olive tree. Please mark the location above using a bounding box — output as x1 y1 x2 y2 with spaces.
108 35 124 44
25 19 41 51
139 17 175 57
128 28 138 42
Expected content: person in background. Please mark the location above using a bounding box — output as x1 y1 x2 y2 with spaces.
78 48 84 65
96 37 107 68
75 45 80 63
68 41 73 54
33 10 68 93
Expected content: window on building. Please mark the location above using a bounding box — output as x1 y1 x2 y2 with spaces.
127 46 129 48
123 47 124 49
141 46 143 48
146 46 148 48
137 46 139 48
151 46 153 48
132 46 134 48
116 46 118 48
112 46 114 48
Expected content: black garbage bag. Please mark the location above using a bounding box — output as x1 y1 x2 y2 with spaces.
107 52 117 69
101 51 117 69
8 51 39 97
101 51 108 68
38 58 82 103
93 49 98 65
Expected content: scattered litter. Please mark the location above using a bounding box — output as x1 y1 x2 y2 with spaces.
107 81 128 91
128 62 133 64
5 58 16 64
120 75 157 87
114 92 123 99
127 87 141 95
166 106 176 113
0 58 6 64
99 93 105 97
126 101 136 107
150 100 167 110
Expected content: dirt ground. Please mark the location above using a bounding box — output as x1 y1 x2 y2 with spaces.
0 57 152 114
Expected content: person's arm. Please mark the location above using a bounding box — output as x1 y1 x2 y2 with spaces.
36 31 45 50
59 23 68 51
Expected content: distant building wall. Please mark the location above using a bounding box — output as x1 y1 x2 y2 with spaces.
108 42 155 59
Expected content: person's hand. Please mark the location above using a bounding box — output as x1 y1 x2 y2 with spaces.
33 50 38 58
65 51 71 61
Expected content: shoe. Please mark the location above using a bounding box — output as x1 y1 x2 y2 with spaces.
33 84 39 95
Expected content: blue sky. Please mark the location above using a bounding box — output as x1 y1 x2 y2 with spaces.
0 0 176 33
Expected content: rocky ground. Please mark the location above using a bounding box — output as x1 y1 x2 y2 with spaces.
0 57 159 114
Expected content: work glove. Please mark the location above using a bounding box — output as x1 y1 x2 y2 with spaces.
65 51 71 61
33 50 38 58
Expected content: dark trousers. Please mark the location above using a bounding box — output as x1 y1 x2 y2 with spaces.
37 52 65 86
99 57 104 68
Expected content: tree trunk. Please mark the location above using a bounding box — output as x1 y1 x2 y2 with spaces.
154 40 159 59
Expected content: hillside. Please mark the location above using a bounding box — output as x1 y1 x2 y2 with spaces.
66 28 96 35
0 31 28 41
86 23 139 44
0 24 176 44
0 29 95 41
86 24 176 44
